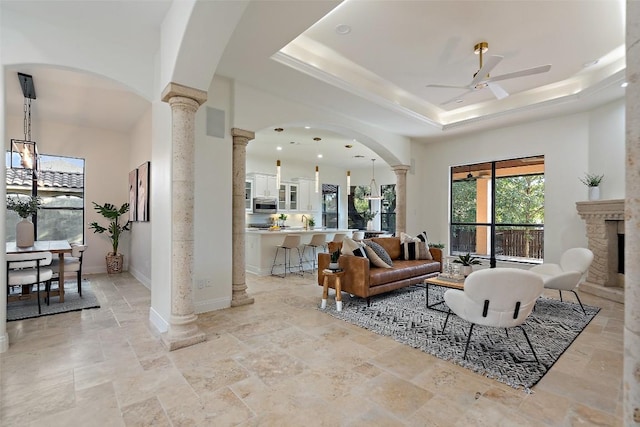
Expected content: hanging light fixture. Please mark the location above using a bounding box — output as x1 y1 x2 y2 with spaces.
11 73 38 173
276 160 281 188
366 159 382 200
346 170 351 195
315 166 319 193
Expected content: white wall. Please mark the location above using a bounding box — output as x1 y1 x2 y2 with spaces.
6 114 132 273
588 99 625 199
128 107 152 287
408 108 626 264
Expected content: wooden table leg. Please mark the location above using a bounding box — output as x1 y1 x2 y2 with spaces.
321 275 329 309
58 252 65 303
335 276 342 312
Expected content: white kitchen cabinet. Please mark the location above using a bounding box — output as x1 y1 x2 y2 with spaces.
245 180 253 210
278 183 298 211
295 178 320 212
251 173 277 197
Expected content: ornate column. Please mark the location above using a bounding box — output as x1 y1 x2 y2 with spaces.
624 0 640 423
392 165 410 236
160 82 207 351
231 128 255 307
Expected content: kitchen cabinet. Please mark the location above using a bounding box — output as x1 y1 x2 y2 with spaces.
296 178 320 212
278 183 298 211
245 180 253 210
250 173 277 197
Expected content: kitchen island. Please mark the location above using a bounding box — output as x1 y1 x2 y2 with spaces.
245 228 353 276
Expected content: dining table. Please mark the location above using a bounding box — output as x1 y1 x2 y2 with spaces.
6 240 73 303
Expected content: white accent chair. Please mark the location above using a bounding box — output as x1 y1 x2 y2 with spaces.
50 244 87 297
529 248 594 314
441 268 544 363
6 251 54 314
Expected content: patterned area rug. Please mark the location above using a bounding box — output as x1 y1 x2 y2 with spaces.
7 279 100 321
321 285 600 391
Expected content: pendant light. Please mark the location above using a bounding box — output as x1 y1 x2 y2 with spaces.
346 170 351 195
366 159 382 200
11 73 38 172
276 160 281 188
315 166 319 193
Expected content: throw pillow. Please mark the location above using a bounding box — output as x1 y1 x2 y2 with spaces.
364 240 393 268
416 231 429 243
402 241 431 260
352 246 368 258
341 236 365 256
399 232 415 243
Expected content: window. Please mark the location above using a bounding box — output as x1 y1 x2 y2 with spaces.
380 184 396 234
6 153 85 243
348 185 370 229
450 156 544 265
322 184 338 228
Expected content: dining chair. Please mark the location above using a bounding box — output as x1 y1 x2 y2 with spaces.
6 251 54 314
50 244 88 297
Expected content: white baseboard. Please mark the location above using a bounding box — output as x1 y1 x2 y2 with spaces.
195 296 231 314
149 307 168 333
0 333 8 353
129 267 151 289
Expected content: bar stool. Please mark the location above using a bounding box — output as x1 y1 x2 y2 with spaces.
270 234 303 278
352 231 365 241
331 233 346 243
302 233 327 272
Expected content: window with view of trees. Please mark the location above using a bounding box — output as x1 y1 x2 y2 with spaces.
380 184 396 234
450 156 544 266
322 184 338 229
5 153 85 243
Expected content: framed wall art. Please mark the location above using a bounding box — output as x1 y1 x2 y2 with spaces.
136 161 150 221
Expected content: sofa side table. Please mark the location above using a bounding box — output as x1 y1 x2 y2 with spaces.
321 269 345 311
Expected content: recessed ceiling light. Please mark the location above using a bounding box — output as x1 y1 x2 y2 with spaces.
354 155 365 158
621 82 629 88
274 127 284 132
304 126 310 129
276 146 282 151
313 137 321 141
317 154 323 158
455 99 464 104
335 24 351 35
582 59 599 68
345 144 353 149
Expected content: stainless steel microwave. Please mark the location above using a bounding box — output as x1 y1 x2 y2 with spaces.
253 197 278 213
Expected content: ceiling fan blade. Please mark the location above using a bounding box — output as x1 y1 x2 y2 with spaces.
426 84 469 89
486 64 551 83
488 82 509 99
469 55 503 87
441 89 473 106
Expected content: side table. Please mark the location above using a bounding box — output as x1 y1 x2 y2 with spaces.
321 269 345 311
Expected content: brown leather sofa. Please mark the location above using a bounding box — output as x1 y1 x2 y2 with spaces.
318 237 442 305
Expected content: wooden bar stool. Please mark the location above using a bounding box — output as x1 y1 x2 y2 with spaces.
321 269 345 311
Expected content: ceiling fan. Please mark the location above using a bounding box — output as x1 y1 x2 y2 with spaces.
426 42 551 106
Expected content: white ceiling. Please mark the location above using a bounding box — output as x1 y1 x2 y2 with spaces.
3 0 627 169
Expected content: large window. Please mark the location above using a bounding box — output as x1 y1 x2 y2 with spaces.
450 156 544 265
380 184 396 234
348 185 370 229
322 184 338 229
6 153 85 243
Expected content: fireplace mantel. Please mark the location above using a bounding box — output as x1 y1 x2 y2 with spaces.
575 199 624 303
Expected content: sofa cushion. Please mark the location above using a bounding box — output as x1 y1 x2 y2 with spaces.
364 240 393 268
369 259 441 287
370 237 402 260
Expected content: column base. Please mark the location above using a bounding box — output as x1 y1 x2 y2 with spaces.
580 281 624 304
231 283 255 307
161 314 206 351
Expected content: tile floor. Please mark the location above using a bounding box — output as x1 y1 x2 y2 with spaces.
1 272 624 426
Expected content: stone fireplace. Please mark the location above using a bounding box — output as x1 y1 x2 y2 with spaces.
576 199 624 303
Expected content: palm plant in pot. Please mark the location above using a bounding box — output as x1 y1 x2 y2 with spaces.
7 195 42 247
453 252 481 277
89 202 131 274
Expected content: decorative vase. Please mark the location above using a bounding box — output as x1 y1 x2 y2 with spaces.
106 253 124 274
366 220 373 231
462 265 473 277
588 186 600 201
328 262 340 270
16 218 35 248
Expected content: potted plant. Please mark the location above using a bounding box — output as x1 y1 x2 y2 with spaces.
579 173 604 201
278 213 288 227
307 216 316 229
359 209 378 231
329 250 340 270
89 202 131 274
453 252 481 277
7 195 42 247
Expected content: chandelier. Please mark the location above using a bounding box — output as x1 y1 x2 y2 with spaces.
366 159 382 200
11 73 38 174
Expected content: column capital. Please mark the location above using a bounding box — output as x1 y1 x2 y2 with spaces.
231 128 255 142
161 82 207 105
391 164 411 174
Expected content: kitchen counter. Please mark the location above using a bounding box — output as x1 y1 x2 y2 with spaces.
245 228 353 276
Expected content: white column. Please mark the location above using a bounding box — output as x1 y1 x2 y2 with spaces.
624 0 640 423
392 165 410 236
231 128 255 307
160 82 207 351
